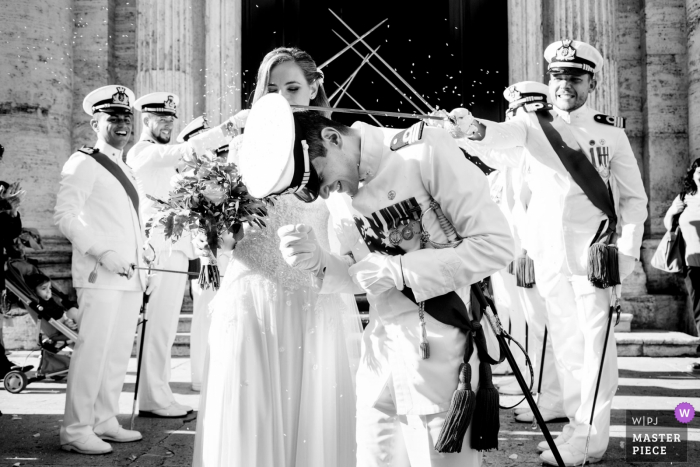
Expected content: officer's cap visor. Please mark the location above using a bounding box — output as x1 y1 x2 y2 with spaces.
548 67 592 77
293 165 320 203
143 110 178 118
96 107 133 116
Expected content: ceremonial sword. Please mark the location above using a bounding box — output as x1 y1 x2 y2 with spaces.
291 104 451 121
329 8 435 113
328 45 382 103
132 265 199 277
318 18 387 70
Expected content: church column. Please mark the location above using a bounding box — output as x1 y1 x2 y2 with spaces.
687 0 700 161
204 0 243 124
72 0 117 149
0 0 73 236
135 0 206 138
507 0 546 84
641 0 689 237
550 0 619 114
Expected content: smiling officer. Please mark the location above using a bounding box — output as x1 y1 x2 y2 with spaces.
55 85 155 454
461 40 648 466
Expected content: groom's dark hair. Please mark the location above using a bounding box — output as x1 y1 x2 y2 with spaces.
292 111 351 161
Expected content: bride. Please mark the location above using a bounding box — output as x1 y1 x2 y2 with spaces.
192 47 362 467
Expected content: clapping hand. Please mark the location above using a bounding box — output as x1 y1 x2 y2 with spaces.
0 182 25 216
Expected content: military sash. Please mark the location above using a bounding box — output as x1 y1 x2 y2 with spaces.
534 111 620 288
80 147 140 220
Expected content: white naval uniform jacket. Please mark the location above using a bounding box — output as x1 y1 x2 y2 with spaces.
320 122 513 416
472 104 648 286
126 137 195 259
54 141 147 291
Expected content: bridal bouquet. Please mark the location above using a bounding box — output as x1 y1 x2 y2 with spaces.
149 149 275 289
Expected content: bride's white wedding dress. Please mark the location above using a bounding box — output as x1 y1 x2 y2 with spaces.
192 194 362 467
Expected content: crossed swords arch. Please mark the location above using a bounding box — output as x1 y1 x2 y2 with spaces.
128 11 626 467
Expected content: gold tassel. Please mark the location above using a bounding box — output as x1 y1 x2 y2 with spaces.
435 362 476 453
471 362 500 451
587 243 620 289
418 302 430 359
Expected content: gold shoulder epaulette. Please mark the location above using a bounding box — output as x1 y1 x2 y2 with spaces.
390 121 425 151
593 114 626 129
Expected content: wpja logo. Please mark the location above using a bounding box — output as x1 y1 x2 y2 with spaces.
625 407 690 462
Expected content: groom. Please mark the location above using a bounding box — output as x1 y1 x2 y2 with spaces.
239 94 513 467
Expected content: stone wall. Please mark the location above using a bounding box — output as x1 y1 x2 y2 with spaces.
0 0 74 236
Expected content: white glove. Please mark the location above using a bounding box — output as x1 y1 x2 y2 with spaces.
450 107 475 133
348 252 405 295
192 231 213 259
146 272 161 295
334 218 364 256
99 251 133 278
618 253 637 283
228 109 250 131
278 224 329 276
425 109 451 128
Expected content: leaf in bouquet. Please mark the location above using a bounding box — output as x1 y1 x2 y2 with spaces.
170 214 188 240
231 222 245 242
163 212 176 239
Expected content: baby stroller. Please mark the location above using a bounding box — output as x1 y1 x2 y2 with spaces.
2 258 78 393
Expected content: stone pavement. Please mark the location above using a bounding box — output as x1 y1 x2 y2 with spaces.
1 354 699 466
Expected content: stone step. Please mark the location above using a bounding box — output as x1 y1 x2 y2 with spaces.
615 330 700 357
621 293 692 333
131 331 192 357
130 329 700 359
178 313 192 333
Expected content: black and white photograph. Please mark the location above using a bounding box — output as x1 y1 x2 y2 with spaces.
0 1 699 466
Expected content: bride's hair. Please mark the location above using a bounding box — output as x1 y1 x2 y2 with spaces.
251 47 331 117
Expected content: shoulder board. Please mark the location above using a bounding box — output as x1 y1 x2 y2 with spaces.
594 113 626 129
523 102 552 113
78 146 97 155
390 121 425 151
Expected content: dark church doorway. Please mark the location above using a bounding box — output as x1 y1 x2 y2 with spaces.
242 0 509 127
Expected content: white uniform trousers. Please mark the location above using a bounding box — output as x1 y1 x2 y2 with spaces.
491 269 528 375
540 273 618 458
190 254 229 390
138 250 188 411
356 357 481 467
517 285 563 413
60 288 142 444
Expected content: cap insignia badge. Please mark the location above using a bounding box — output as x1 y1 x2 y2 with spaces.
113 86 129 106
164 95 177 111
388 190 396 200
554 39 576 62
506 86 521 102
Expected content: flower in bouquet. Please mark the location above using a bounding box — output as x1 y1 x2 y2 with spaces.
149 148 275 289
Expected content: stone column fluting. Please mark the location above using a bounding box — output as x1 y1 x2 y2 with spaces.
687 0 700 162
204 0 243 125
0 0 73 236
551 0 619 114
641 1 689 237
507 0 546 84
135 0 205 139
72 0 116 151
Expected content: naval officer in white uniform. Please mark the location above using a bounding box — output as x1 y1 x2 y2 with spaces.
452 83 566 423
55 85 156 454
240 94 513 467
126 94 248 416
462 40 648 465
126 92 198 418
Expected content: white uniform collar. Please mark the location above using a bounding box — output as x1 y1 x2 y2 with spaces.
94 140 123 161
352 121 384 183
552 102 590 124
